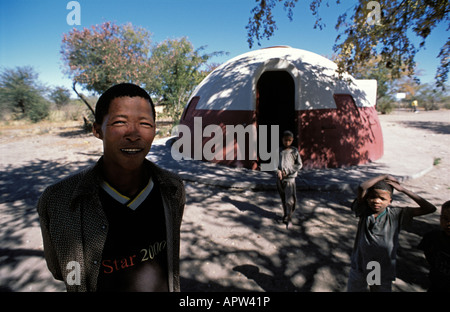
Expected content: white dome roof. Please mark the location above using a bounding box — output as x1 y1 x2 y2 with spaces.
190 46 376 111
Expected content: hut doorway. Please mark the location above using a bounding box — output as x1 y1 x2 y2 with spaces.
256 71 296 166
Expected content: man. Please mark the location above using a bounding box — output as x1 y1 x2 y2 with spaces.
37 83 185 292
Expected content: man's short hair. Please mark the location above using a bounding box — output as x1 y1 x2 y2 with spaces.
370 180 394 196
94 83 156 124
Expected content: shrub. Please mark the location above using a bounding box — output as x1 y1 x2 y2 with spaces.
376 96 395 114
27 97 50 122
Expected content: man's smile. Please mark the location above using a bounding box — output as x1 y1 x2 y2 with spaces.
120 148 144 154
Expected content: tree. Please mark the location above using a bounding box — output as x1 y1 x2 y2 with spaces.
61 22 152 114
415 82 450 110
61 23 223 123
49 86 72 109
393 74 421 101
246 0 449 88
146 38 225 122
0 66 50 122
342 54 398 113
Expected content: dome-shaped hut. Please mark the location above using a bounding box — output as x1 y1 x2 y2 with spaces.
175 46 383 170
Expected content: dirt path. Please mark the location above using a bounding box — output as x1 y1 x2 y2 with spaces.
0 110 449 292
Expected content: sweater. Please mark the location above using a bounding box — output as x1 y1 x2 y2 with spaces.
277 146 302 181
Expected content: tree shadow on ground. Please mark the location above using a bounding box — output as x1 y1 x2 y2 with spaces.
398 120 450 135
181 185 356 292
0 159 95 291
233 264 297 292
180 183 438 292
0 155 439 292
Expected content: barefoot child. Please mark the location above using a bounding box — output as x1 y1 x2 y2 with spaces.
276 130 302 228
347 174 436 292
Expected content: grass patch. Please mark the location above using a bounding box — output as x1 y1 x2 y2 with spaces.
433 157 441 166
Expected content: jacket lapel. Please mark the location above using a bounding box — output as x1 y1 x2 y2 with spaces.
147 161 177 292
71 160 108 291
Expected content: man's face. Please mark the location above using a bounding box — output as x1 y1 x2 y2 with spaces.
366 188 392 215
93 96 155 172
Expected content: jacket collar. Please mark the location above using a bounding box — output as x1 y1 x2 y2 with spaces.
70 157 175 203
70 157 104 203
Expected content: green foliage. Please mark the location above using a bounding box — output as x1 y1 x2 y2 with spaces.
415 83 450 111
27 96 50 122
376 95 395 114
246 0 281 48
246 0 449 89
333 0 449 89
61 23 223 123
348 55 396 100
61 22 152 94
0 66 50 122
49 86 71 109
433 157 441 166
146 38 225 121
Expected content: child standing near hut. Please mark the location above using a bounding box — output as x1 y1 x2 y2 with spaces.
276 130 302 229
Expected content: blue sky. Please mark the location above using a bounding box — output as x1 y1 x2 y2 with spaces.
0 0 447 95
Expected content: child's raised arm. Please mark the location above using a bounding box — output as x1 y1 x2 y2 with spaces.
386 180 437 217
356 174 398 203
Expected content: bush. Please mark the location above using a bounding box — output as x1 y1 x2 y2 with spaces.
422 100 440 111
376 96 395 114
27 97 50 122
0 66 50 122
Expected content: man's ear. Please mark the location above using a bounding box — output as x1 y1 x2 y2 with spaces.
93 122 103 140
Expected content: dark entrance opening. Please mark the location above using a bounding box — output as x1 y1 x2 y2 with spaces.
256 71 296 166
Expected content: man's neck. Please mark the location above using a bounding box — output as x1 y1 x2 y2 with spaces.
101 161 149 198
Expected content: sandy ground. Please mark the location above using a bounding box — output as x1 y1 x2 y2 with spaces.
0 110 449 292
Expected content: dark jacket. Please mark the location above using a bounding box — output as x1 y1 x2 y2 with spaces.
37 158 185 292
